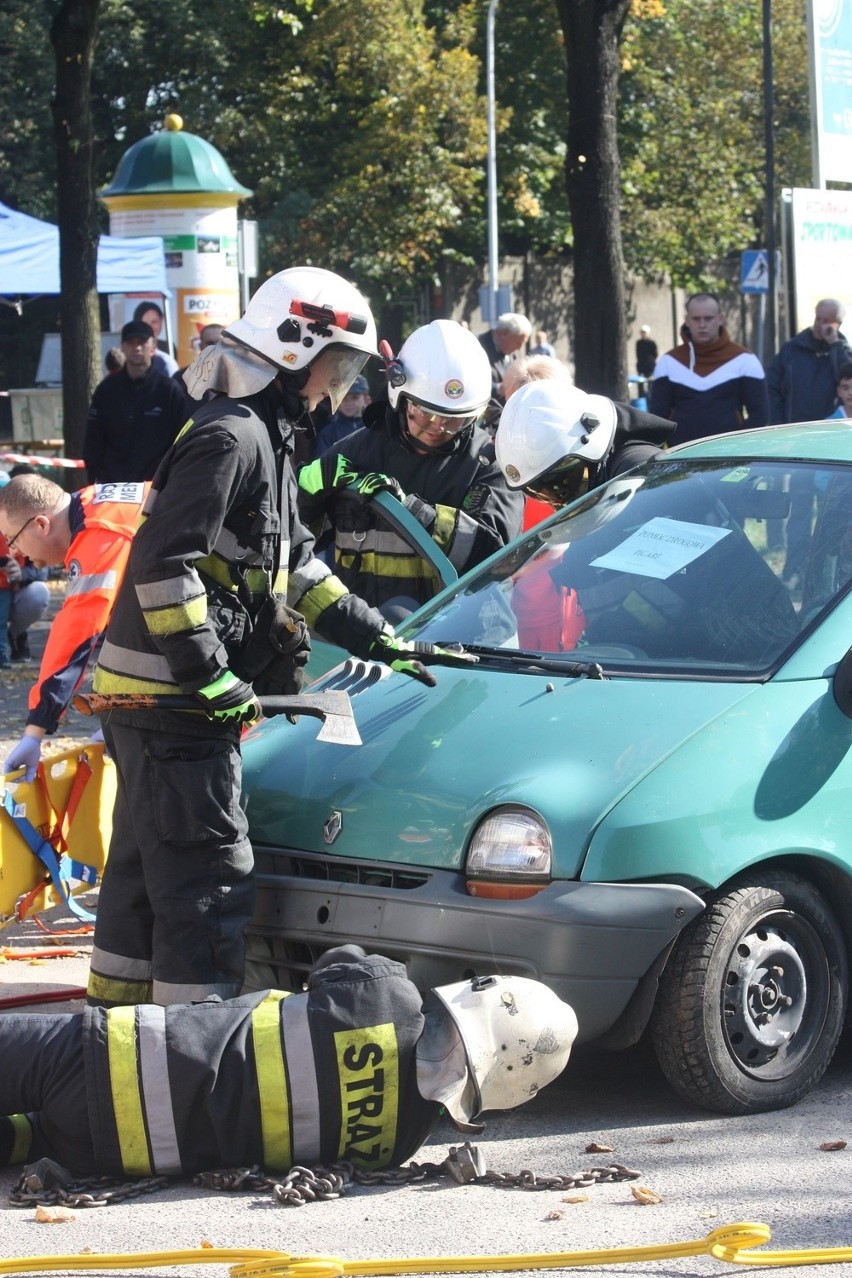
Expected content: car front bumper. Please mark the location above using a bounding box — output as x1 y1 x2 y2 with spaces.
247 846 705 1043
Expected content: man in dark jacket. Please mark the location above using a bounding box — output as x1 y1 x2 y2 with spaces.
767 298 851 424
298 320 524 621
0 949 578 1179
766 299 852 586
83 320 190 483
649 292 768 444
87 269 455 1010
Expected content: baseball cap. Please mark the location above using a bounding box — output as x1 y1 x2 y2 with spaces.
121 320 155 343
346 375 370 396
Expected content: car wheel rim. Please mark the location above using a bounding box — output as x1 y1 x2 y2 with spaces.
721 910 828 1078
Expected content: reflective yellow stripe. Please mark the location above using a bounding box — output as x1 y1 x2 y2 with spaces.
337 551 439 584
432 504 456 552
272 568 288 594
197 554 238 591
91 669 178 696
334 1022 399 1166
297 575 349 626
87 970 153 1005
107 1007 152 1174
251 991 292 1169
9 1114 32 1164
143 594 208 636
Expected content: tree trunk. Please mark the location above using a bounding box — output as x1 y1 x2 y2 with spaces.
50 0 101 464
554 0 631 399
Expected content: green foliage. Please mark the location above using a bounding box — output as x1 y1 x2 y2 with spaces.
619 0 811 289
0 6 56 216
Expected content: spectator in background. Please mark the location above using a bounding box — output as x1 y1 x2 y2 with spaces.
650 292 768 444
767 301 852 590
635 324 658 381
529 328 556 358
0 463 50 665
767 299 851 425
502 353 572 404
829 362 852 419
83 320 190 484
312 374 370 458
104 347 126 376
478 312 532 407
132 300 180 376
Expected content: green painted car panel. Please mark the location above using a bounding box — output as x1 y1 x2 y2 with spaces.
243 668 758 877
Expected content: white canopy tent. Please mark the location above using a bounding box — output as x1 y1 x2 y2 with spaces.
0 200 170 297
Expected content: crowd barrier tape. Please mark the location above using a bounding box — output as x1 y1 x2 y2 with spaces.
1 452 85 470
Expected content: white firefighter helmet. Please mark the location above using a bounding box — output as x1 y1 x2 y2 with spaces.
496 379 618 504
211 266 377 409
430 974 578 1130
387 320 492 419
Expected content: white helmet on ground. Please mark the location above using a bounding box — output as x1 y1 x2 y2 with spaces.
496 380 618 505
430 974 578 1131
387 320 492 419
185 267 377 407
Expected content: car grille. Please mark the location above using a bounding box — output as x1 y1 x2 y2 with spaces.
253 846 431 891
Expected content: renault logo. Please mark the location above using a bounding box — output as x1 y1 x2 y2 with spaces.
323 810 343 845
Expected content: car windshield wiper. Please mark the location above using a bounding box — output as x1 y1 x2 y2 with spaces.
431 642 607 679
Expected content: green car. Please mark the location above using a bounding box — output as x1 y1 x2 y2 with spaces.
242 421 852 1116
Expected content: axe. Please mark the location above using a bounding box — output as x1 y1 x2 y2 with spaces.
72 690 362 747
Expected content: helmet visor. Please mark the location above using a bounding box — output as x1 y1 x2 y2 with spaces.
524 455 586 507
311 347 372 412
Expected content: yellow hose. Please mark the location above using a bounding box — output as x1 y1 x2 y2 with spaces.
3 1222 852 1275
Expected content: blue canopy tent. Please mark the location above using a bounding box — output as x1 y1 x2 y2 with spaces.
0 200 170 297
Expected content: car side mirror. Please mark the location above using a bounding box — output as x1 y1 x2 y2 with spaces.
833 646 852 717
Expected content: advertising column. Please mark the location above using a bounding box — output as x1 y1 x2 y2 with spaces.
101 115 253 367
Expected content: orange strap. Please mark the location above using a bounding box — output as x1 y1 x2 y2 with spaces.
40 752 94 857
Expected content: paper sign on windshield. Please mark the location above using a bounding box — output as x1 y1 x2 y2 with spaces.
591 517 730 580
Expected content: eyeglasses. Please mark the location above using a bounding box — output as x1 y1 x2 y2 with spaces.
405 402 475 435
5 515 35 550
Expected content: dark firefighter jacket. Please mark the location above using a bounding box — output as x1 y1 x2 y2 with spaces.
82 953 436 1176
593 402 676 487
92 383 388 730
298 403 524 610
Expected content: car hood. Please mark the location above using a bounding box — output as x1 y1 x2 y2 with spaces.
242 664 759 878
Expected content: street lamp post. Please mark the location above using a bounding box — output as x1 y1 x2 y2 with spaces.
486 0 500 326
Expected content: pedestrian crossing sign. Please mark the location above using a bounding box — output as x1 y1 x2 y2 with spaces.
740 250 770 294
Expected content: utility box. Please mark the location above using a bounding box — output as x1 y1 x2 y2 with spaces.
8 389 64 442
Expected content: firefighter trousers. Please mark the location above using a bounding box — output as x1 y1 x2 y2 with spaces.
0 1014 96 1172
87 719 254 1007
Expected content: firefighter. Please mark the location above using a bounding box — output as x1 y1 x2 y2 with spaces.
495 379 674 508
86 268 457 1010
0 949 578 1178
494 381 673 654
0 475 148 782
298 319 524 621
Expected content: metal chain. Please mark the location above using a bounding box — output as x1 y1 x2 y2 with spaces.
193 1145 642 1208
8 1145 641 1210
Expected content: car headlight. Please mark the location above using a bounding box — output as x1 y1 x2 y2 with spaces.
465 807 552 899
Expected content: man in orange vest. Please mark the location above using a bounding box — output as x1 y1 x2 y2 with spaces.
0 474 146 781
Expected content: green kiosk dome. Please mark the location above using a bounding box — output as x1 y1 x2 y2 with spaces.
101 115 252 364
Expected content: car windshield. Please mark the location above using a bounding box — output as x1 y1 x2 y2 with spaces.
406 457 852 677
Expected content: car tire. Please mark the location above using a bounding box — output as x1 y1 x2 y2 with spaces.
650 871 847 1115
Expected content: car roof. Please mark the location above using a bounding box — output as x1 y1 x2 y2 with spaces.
666 420 852 464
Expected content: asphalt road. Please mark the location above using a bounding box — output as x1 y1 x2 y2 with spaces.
2 900 852 1276
3 594 852 1275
